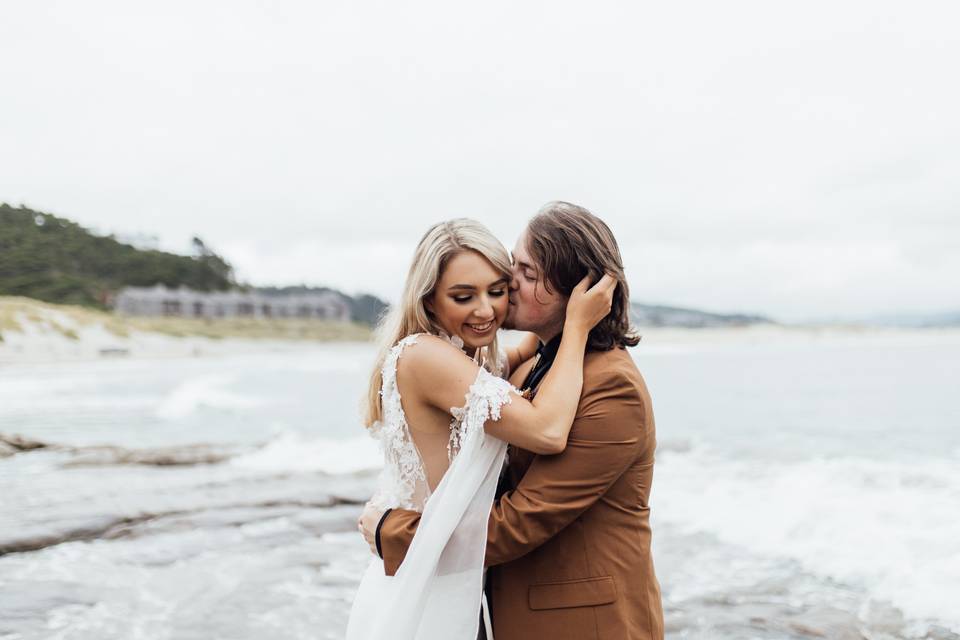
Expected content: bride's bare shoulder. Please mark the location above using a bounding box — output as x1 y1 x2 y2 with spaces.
396 334 473 378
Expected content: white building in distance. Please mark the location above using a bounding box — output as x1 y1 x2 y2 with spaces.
113 284 351 321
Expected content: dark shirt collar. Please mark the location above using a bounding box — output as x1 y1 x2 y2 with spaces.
536 333 563 360
521 333 563 394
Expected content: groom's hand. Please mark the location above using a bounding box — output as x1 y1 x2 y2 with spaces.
359 501 385 555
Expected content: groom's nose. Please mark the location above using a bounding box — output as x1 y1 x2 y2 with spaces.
509 270 520 294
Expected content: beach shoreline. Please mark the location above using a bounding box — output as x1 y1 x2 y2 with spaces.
0 296 372 365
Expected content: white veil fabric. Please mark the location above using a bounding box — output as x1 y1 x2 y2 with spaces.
345 367 516 640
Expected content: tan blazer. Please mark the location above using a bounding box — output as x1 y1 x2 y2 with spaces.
380 346 664 640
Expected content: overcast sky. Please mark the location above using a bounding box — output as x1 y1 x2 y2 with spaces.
2 1 958 322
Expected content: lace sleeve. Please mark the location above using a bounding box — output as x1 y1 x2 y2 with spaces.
447 367 518 460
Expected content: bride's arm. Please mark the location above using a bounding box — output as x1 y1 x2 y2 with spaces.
503 332 540 374
401 274 616 455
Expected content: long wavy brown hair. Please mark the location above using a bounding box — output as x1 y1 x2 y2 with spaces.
526 201 640 351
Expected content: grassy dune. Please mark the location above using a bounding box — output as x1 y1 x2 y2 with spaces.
0 296 372 343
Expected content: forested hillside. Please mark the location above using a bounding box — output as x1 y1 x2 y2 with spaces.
0 203 235 308
0 203 389 325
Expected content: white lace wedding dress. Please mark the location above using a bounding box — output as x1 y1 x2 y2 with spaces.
345 333 517 640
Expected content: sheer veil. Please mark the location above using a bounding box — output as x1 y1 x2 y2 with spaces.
346 365 515 640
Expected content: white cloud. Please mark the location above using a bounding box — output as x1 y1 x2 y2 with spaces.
2 0 958 321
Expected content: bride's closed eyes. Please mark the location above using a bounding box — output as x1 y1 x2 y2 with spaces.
452 287 507 304
447 275 510 304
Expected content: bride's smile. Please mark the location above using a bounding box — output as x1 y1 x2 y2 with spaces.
466 319 494 334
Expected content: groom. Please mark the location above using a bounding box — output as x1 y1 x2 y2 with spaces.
362 201 664 640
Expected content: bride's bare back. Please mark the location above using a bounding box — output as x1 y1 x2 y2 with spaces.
398 391 458 493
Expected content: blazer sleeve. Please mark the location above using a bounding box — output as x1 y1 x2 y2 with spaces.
379 508 421 576
379 365 647 576
484 366 645 567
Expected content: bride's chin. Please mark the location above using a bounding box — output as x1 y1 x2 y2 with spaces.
461 329 499 349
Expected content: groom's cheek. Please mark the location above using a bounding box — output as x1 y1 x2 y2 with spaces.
502 304 516 329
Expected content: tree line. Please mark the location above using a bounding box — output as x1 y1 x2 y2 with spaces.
1 203 237 308
0 203 387 324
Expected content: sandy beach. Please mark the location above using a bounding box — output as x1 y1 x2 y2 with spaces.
0 296 372 365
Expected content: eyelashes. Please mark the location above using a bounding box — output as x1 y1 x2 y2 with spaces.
453 289 507 303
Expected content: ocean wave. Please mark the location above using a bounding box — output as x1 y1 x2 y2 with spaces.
228 431 382 475
653 446 960 631
2 428 383 472
155 374 266 419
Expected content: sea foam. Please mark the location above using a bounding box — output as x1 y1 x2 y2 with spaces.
155 374 266 419
229 431 381 475
653 446 960 631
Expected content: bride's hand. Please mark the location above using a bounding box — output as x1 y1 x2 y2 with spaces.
359 501 385 556
565 273 617 334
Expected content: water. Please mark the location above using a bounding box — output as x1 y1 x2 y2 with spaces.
1 330 958 639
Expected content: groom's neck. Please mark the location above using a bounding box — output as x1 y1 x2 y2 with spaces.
534 317 565 346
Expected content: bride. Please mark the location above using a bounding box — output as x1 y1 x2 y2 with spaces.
346 218 614 639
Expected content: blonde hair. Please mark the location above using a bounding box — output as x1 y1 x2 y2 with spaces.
363 218 512 428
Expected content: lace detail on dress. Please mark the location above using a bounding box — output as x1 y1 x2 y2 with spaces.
448 368 516 460
368 334 429 511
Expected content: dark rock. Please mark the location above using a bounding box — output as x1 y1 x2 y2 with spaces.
0 433 51 452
